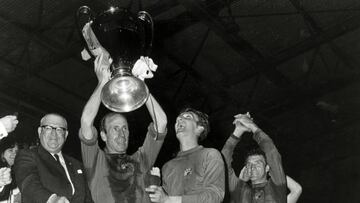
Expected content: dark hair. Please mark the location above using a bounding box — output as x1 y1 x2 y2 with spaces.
0 136 18 166
245 148 267 164
100 112 127 133
180 108 210 141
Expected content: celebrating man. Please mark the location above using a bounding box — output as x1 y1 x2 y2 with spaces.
221 113 287 202
146 108 225 203
79 53 167 203
14 113 93 203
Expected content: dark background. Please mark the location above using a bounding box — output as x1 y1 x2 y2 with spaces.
0 0 359 202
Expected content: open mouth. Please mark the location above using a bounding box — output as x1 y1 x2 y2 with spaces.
176 122 185 132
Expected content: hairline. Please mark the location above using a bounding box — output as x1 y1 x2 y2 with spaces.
102 113 127 132
40 113 68 128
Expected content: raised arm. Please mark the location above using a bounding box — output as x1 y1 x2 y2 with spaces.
145 94 167 133
287 176 302 203
221 114 250 192
238 114 286 186
80 53 111 141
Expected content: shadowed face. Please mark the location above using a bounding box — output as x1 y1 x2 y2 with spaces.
246 155 269 184
101 114 129 154
38 114 68 154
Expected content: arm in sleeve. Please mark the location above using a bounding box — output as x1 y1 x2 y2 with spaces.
182 149 225 203
80 79 105 142
138 123 167 171
287 176 302 203
253 130 286 186
82 164 95 203
221 135 241 193
14 149 53 202
145 94 167 134
79 127 100 181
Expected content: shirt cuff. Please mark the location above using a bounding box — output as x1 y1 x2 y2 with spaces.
0 122 8 140
78 127 98 146
148 122 167 140
231 134 241 140
47 194 57 203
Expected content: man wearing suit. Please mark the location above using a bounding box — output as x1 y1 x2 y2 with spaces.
14 113 93 203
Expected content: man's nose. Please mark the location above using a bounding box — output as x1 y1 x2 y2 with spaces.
118 129 126 137
49 130 57 137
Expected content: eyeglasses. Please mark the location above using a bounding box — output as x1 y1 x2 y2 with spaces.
41 125 67 135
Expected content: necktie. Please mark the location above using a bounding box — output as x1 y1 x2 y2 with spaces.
54 154 62 166
54 153 75 194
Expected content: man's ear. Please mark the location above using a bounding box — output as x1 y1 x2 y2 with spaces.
195 125 204 137
100 131 107 142
38 127 42 138
64 131 69 139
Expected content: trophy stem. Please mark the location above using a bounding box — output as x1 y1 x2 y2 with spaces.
111 64 132 78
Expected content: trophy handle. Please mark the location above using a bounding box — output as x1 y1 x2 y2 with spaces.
138 11 154 56
77 6 98 58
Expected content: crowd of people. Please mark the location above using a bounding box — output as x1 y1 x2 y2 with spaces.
0 54 302 203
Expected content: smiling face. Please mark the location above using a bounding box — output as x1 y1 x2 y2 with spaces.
38 114 68 154
175 112 203 141
2 144 18 166
101 114 129 154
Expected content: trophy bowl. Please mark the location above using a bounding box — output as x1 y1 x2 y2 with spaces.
78 6 153 112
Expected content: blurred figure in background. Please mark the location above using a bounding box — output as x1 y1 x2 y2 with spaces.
0 136 20 203
0 115 18 191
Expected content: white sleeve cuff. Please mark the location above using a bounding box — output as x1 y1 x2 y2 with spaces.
47 194 57 203
0 122 8 140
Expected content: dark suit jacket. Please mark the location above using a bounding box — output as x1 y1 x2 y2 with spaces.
14 146 93 203
0 160 16 201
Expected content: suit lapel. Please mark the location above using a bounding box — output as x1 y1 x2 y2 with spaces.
63 155 78 195
63 155 75 181
38 146 68 177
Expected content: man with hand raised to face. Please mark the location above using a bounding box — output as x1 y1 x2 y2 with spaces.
145 108 225 203
14 113 93 203
221 113 287 203
79 53 167 203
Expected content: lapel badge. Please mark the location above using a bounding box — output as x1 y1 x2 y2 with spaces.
184 168 192 176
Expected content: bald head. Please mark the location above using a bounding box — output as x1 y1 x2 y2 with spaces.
38 113 68 154
40 113 68 129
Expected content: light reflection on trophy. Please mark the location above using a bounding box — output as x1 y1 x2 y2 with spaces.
78 5 154 112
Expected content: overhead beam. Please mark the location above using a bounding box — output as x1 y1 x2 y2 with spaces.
288 0 360 70
261 72 360 117
179 0 292 88
270 13 360 65
0 77 80 123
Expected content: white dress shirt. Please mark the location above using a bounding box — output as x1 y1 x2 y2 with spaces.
51 152 75 195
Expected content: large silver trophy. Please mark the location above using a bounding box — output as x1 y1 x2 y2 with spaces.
78 5 154 112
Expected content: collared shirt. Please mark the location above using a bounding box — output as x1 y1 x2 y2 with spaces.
51 152 75 195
